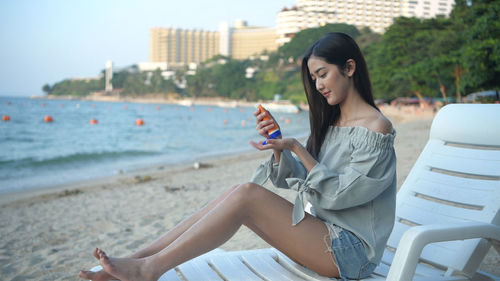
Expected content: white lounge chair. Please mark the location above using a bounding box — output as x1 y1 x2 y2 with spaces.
93 104 500 280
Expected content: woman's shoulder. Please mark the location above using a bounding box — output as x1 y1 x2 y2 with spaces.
332 110 394 150
337 106 393 136
363 112 393 135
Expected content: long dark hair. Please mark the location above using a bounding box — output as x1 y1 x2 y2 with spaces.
301 32 378 159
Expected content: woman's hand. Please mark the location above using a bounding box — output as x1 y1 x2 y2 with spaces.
253 107 281 139
250 138 298 152
251 137 318 173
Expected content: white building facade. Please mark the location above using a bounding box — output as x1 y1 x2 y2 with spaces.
276 0 455 45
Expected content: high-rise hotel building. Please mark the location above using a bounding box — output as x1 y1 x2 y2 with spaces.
230 20 278 60
149 27 220 68
149 20 278 69
276 0 455 45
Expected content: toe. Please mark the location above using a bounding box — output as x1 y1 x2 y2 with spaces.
78 270 94 279
98 251 114 270
93 248 100 260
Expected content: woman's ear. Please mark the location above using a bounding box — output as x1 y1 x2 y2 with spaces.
345 59 356 78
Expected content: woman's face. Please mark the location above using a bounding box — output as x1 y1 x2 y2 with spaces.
307 56 352 106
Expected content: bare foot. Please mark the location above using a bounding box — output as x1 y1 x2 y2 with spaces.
78 248 118 281
96 248 157 281
78 269 118 281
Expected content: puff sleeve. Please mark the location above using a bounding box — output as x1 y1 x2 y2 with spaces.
250 150 308 189
287 130 396 225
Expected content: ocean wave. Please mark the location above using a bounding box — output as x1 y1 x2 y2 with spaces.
0 150 161 170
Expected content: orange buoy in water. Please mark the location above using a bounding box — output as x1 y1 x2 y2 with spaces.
2 115 10 122
90 119 98 125
44 115 53 123
136 118 145 126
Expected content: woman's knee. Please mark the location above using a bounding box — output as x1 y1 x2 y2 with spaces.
227 184 239 193
232 182 265 204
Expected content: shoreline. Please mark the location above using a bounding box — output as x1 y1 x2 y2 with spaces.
0 147 267 207
30 94 261 108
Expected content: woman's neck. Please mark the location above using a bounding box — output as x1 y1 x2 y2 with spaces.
337 89 369 126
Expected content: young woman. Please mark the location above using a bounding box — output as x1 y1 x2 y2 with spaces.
79 32 396 281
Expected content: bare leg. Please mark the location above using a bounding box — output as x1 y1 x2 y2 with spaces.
96 183 339 281
128 184 240 258
79 185 239 280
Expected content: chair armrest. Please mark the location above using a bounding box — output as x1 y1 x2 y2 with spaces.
386 222 500 281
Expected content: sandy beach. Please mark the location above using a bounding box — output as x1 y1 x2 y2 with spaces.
1 106 498 280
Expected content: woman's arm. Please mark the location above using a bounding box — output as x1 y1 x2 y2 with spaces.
266 138 317 173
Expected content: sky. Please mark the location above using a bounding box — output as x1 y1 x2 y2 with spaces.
0 0 295 97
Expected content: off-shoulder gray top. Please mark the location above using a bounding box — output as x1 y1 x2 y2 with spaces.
250 126 397 263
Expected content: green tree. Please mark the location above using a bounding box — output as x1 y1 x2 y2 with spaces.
254 70 285 100
356 27 381 51
367 17 460 101
366 17 421 99
451 0 500 93
49 77 104 96
42 84 52 94
211 59 247 99
186 67 216 98
281 70 306 104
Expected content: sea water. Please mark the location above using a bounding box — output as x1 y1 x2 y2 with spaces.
0 97 309 194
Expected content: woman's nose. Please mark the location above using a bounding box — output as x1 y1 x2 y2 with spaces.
316 79 324 91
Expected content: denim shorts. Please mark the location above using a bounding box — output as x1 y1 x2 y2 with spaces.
324 223 377 280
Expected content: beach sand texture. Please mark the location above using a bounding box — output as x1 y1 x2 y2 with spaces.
0 107 498 280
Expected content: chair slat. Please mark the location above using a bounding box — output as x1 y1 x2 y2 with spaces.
178 258 223 281
398 198 489 224
272 250 333 281
436 142 500 162
158 269 183 281
373 262 390 277
426 149 500 177
209 254 263 280
242 253 307 281
412 177 495 208
419 169 500 191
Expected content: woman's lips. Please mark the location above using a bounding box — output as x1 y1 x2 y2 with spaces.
322 91 331 98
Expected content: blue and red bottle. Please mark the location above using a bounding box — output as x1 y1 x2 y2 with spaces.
258 104 281 145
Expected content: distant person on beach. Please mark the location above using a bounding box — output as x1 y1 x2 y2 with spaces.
79 32 396 281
